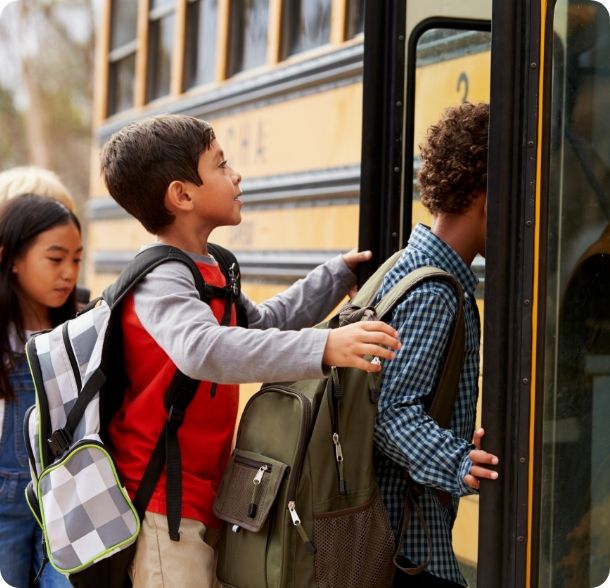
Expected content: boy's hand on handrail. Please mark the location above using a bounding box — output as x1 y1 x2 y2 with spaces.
342 249 373 298
464 428 500 489
323 321 400 373
342 248 373 272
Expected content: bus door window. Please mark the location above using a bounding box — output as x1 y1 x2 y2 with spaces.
540 1 610 586
184 0 219 88
108 0 138 115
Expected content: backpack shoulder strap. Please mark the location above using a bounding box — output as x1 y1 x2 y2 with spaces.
374 266 465 428
384 267 466 576
208 242 248 328
103 245 207 308
349 248 405 309
100 246 209 539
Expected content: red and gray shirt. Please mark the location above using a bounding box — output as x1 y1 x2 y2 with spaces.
108 245 355 527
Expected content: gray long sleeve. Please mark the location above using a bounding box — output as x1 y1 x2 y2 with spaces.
133 252 355 384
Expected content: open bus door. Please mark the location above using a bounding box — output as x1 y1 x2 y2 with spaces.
360 0 610 586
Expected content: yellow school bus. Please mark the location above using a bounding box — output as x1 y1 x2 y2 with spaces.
89 0 609 586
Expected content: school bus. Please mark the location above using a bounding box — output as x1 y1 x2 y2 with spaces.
88 0 609 586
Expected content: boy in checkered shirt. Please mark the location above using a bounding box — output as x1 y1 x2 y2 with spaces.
374 103 499 587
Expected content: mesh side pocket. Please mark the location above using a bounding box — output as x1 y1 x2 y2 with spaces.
313 493 395 588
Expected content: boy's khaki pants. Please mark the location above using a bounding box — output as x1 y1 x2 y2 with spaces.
129 511 220 588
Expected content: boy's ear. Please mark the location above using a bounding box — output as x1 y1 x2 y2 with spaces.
164 180 194 213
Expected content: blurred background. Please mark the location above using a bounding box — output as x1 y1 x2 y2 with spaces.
0 0 99 215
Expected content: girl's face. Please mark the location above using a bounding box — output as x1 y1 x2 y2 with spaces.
11 221 82 327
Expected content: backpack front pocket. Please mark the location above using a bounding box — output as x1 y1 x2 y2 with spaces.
37 441 139 574
214 448 288 533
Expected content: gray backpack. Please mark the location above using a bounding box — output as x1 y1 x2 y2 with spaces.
212 251 465 588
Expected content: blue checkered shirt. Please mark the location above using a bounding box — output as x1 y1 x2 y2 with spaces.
374 224 481 586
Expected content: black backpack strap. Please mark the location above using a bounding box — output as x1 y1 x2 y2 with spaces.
103 245 208 307
208 243 248 328
112 245 235 541
132 369 199 541
48 247 209 459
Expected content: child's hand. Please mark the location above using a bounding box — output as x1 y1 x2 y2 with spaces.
323 321 400 372
464 428 499 489
342 249 373 272
342 249 373 298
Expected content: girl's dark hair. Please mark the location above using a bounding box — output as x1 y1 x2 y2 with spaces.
0 194 81 400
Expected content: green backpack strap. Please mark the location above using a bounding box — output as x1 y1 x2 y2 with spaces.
376 266 466 577
375 266 465 426
349 248 405 309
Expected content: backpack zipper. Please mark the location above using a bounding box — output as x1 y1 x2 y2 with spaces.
240 385 316 553
249 465 268 517
23 404 39 479
25 337 53 469
234 454 273 472
233 455 274 518
228 263 240 297
326 375 346 495
62 323 82 391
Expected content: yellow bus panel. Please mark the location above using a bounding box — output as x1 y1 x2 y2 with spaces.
414 51 491 152
209 84 363 178
212 204 359 251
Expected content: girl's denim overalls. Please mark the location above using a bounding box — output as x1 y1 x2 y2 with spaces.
0 354 70 588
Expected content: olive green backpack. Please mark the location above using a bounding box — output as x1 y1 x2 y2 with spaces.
213 251 465 588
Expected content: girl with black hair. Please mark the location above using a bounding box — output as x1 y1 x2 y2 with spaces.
0 194 82 588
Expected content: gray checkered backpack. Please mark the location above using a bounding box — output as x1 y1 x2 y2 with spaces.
23 244 246 587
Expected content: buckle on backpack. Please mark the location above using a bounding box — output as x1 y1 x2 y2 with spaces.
167 404 185 431
47 428 72 457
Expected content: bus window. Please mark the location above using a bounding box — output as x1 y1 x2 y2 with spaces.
227 0 269 76
107 0 138 115
281 0 331 58
184 0 218 89
146 2 176 102
345 0 364 39
539 1 610 586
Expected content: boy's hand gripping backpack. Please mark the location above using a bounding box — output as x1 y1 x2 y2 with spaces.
212 250 465 588
23 243 246 587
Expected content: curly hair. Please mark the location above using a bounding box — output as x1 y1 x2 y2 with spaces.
418 102 489 215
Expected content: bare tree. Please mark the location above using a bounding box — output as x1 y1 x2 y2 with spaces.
0 0 97 213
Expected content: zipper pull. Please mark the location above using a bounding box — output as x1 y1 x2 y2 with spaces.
248 465 268 517
288 501 316 555
332 433 347 495
228 262 240 297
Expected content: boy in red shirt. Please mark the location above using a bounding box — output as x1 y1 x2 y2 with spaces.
100 114 400 587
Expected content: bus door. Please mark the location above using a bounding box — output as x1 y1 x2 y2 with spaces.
362 1 610 586
359 1 491 584
477 0 610 586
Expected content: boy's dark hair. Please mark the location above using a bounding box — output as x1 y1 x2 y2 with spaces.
418 102 489 215
0 194 80 400
100 114 216 234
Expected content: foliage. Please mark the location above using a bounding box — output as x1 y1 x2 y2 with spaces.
0 0 97 215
